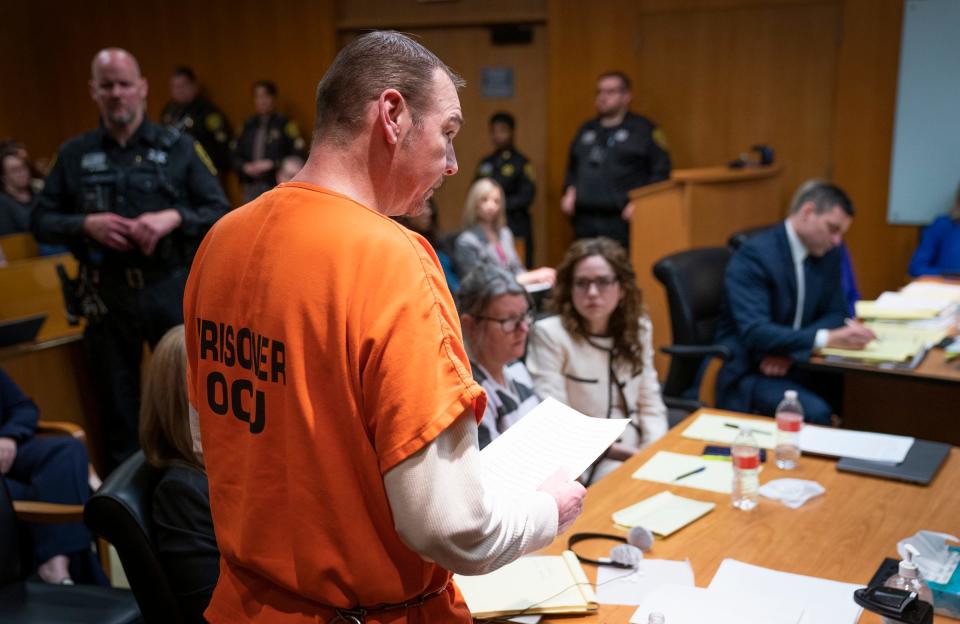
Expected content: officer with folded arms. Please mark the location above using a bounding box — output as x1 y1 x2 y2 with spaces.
31 48 229 471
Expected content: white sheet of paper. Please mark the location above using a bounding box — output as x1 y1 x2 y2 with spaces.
507 616 541 624
612 491 715 536
628 584 803 624
596 559 695 606
631 451 737 494
480 397 628 496
799 425 914 463
708 559 863 624
681 413 777 449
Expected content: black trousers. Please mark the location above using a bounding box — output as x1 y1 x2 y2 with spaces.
84 266 188 471
572 212 630 250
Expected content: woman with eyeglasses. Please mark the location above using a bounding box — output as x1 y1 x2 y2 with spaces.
454 178 556 288
526 237 667 483
458 264 540 449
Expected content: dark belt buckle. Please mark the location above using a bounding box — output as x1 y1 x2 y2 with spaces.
125 267 145 289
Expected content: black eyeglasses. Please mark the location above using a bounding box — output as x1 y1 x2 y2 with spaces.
476 310 535 333
573 275 618 292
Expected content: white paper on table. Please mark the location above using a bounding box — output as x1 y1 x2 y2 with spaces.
596 559 694 606
480 397 628 496
900 281 960 302
507 616 541 624
708 559 863 624
628 584 803 624
612 491 715 536
631 451 737 494
681 413 777 449
799 425 914 463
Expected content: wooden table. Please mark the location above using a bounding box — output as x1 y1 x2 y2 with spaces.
540 409 959 623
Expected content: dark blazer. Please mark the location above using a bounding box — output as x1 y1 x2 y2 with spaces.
153 464 219 624
714 223 847 412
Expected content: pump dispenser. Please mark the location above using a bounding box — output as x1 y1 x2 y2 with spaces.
881 544 934 623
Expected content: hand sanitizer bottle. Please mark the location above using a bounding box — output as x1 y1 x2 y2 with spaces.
881 544 934 624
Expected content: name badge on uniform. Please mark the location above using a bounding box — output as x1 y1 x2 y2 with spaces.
614 128 630 142
146 148 168 165
581 130 597 145
80 151 108 172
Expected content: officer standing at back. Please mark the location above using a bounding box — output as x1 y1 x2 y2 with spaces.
31 48 230 470
161 66 234 180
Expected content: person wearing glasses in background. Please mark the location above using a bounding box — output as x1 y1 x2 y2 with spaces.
459 265 540 449
527 237 668 483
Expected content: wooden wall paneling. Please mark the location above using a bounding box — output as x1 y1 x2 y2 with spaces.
336 0 546 30
831 0 915 299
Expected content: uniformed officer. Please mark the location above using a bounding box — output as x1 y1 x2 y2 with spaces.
160 66 234 179
232 80 306 202
31 48 230 470
475 112 536 267
561 71 671 249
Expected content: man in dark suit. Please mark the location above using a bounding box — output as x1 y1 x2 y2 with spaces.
715 180 875 423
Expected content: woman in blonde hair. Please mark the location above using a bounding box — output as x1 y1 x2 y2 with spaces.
139 324 218 623
454 178 555 287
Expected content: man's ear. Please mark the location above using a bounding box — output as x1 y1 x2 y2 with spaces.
378 89 405 145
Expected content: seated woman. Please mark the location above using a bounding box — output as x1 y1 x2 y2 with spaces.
1 367 101 585
526 237 668 483
459 264 540 448
454 178 555 288
139 325 219 624
395 198 461 292
909 187 960 277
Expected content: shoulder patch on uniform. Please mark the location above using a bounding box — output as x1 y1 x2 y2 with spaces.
477 162 494 177
652 128 669 150
523 162 535 181
194 141 218 175
284 121 301 138
205 113 223 132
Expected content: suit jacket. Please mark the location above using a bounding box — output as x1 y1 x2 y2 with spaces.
714 223 847 411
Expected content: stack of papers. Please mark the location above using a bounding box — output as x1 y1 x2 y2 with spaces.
820 322 947 362
856 283 960 321
631 451 738 494
480 397 628 496
682 413 915 463
612 491 715 536
629 584 803 624
596 560 695 606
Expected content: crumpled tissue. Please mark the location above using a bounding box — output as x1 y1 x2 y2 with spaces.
758 478 825 508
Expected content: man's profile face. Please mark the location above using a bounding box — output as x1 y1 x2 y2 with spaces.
90 54 147 129
796 203 852 257
490 121 512 150
397 69 463 217
169 74 197 104
595 76 630 118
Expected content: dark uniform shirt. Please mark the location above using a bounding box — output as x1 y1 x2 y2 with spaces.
0 191 31 235
161 96 233 176
564 112 671 215
31 119 229 272
232 112 305 185
475 147 535 218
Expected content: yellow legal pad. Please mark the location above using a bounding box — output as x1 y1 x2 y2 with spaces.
819 323 947 362
454 550 597 618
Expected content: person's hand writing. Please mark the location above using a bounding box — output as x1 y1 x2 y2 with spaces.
537 469 586 534
560 187 576 216
0 437 17 475
83 213 136 251
760 355 793 377
827 321 876 350
129 209 183 256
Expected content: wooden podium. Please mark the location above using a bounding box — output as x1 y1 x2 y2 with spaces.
628 165 783 375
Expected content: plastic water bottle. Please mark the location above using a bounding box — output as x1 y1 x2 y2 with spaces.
881 544 933 624
648 613 666 624
731 428 760 511
775 390 804 469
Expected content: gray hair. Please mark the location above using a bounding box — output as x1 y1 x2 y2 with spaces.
457 264 529 318
789 179 854 217
313 31 465 145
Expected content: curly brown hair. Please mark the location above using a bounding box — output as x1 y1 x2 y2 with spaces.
547 237 645 374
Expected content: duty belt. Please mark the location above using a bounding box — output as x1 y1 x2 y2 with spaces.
86 266 176 290
328 578 450 623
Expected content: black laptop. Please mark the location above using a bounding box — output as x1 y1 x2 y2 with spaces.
837 438 951 485
0 313 47 348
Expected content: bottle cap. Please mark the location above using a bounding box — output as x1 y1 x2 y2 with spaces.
785 390 798 400
899 544 920 579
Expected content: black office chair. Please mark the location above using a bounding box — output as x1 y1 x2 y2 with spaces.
653 247 734 418
0 479 140 623
727 223 774 251
85 451 185 624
